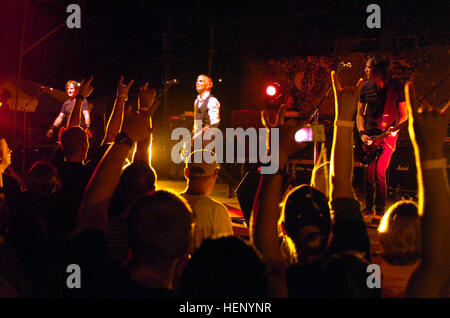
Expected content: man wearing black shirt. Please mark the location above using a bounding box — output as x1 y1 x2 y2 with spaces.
357 55 408 218
46 80 92 139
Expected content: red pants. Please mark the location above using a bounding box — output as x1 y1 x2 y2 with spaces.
365 135 397 213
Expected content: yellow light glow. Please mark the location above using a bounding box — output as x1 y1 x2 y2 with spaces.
122 143 137 170
377 208 391 233
148 142 152 165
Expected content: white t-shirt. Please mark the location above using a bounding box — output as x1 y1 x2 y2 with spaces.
181 193 233 251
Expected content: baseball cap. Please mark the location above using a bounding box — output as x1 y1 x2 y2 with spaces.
281 184 331 237
186 150 220 178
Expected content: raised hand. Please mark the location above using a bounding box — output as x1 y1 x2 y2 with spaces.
405 82 449 159
79 75 94 98
331 71 363 121
138 82 158 115
121 107 152 143
116 76 134 101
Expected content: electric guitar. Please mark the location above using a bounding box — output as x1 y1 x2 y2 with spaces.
354 121 408 165
180 128 203 161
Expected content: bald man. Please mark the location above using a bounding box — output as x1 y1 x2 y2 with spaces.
193 75 220 140
191 75 238 197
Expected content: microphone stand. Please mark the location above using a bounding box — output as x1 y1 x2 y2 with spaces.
307 62 346 165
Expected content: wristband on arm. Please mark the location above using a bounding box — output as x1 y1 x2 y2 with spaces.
334 120 354 128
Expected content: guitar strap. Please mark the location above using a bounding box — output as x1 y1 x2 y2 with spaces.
379 78 399 131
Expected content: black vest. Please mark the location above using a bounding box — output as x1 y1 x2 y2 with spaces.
195 94 214 127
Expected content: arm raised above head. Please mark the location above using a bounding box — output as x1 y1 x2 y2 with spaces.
74 101 154 236
330 71 363 200
102 76 134 146
405 83 450 297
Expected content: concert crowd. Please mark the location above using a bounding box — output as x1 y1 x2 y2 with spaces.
0 67 448 299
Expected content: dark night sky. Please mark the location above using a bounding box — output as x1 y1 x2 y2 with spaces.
1 0 449 128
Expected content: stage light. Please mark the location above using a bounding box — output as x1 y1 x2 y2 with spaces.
264 82 283 103
266 83 280 97
294 127 315 143
266 85 277 96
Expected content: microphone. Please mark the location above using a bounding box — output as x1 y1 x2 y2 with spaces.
339 62 352 68
40 85 54 91
165 79 180 85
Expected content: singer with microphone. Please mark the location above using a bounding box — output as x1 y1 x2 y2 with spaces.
46 80 92 139
357 54 408 221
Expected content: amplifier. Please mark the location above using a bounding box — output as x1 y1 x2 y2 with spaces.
388 145 417 192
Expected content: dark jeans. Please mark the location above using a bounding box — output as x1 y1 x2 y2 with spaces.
365 135 397 213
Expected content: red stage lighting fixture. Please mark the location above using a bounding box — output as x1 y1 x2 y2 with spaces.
266 81 281 96
266 84 277 96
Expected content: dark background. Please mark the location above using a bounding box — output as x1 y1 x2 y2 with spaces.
1 0 449 118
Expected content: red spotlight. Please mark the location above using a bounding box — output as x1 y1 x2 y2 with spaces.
264 82 282 101
266 85 277 96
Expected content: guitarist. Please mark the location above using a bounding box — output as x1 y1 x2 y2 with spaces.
190 74 238 197
46 80 93 140
357 55 408 219
193 74 221 144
